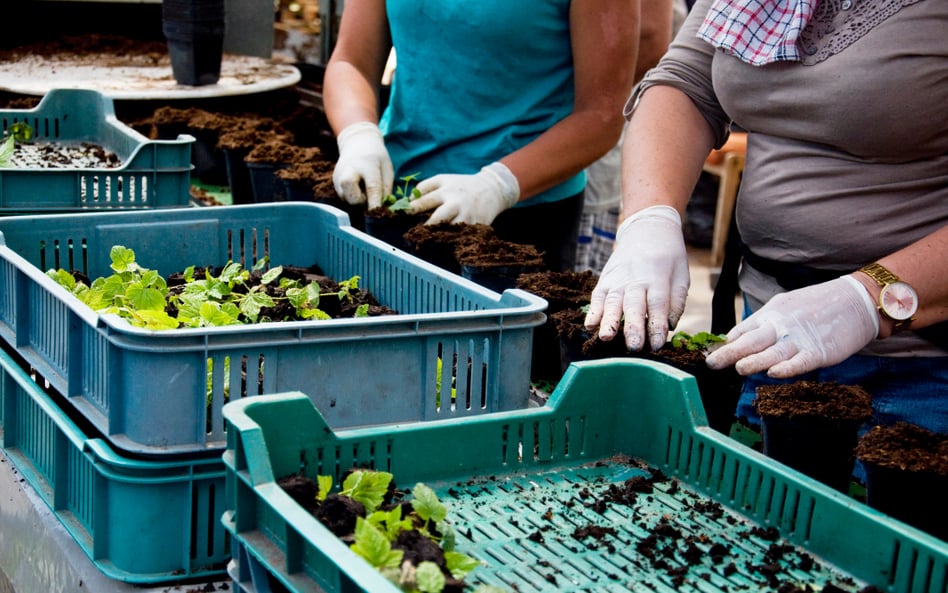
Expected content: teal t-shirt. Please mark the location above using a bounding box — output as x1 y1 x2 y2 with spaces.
381 0 585 206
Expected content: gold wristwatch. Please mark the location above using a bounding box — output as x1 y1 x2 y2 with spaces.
857 262 918 332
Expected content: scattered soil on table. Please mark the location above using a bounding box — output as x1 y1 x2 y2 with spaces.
189 185 225 207
0 34 168 66
4 141 121 169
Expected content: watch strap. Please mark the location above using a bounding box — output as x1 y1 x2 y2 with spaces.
857 262 915 331
858 262 901 287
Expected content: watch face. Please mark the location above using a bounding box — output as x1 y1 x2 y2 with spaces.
880 282 919 321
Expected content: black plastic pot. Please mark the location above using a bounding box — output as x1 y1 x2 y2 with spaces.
165 36 224 86
284 178 315 202
363 212 427 252
223 147 254 205
162 0 225 86
461 263 544 293
862 463 948 540
191 130 228 186
247 162 289 203
760 415 863 492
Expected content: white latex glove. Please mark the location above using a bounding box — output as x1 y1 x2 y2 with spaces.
407 162 520 225
584 205 690 351
705 275 880 378
332 122 394 210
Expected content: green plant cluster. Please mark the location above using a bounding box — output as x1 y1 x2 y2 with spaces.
320 470 503 593
46 245 369 330
0 122 34 168
670 330 727 351
381 172 422 212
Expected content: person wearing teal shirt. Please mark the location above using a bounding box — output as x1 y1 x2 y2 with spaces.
324 0 639 271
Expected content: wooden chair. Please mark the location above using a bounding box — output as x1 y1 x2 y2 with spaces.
701 132 746 268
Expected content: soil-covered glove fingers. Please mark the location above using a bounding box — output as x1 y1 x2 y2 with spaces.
705 275 879 378
409 163 519 225
584 205 689 350
621 284 649 351
668 265 690 329
584 287 606 329
332 122 394 209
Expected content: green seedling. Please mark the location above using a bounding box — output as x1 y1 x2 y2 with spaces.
316 469 497 593
0 122 34 168
46 245 370 329
381 172 422 212
670 330 727 351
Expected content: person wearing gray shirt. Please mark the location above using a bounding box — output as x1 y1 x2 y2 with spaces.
585 0 948 435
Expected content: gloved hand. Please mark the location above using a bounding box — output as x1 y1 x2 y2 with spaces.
332 122 394 210
705 275 879 378
408 162 519 225
584 205 690 351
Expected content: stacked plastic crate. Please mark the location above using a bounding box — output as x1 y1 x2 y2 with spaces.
0 90 548 587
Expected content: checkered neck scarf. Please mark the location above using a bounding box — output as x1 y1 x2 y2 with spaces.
697 0 819 66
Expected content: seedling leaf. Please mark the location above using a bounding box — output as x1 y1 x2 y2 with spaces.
411 483 447 523
126 283 168 311
444 551 482 580
342 470 393 514
415 561 445 593
316 475 333 501
351 517 403 569
109 245 139 274
0 135 14 168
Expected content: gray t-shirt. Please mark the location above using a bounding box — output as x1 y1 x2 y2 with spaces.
630 0 948 356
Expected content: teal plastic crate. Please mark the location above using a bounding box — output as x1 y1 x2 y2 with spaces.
221 359 948 593
0 88 193 212
0 345 229 584
0 202 546 456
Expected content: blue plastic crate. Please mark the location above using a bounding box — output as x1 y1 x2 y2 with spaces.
221 359 948 593
0 345 228 584
0 202 546 456
0 88 193 212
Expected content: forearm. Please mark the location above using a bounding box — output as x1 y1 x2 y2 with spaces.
499 110 626 201
324 62 384 134
619 85 716 222
500 0 638 202
323 0 391 134
853 225 948 335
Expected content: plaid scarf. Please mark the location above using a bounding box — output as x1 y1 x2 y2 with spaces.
697 0 819 66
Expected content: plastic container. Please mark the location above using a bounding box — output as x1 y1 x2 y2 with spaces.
0 346 228 584
247 161 288 203
0 88 193 213
221 359 948 593
0 202 547 456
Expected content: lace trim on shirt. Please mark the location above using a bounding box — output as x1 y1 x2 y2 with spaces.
798 0 923 65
